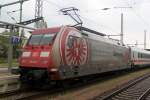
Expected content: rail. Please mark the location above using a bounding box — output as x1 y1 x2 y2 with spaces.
93 72 150 100
138 87 150 100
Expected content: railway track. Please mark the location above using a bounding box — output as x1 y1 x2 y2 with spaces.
0 74 113 100
93 72 150 100
0 68 150 100
0 89 51 100
0 84 69 100
0 75 20 94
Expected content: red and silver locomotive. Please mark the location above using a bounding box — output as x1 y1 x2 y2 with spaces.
19 26 150 84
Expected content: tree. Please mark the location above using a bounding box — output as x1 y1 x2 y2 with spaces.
0 31 20 58
0 35 9 58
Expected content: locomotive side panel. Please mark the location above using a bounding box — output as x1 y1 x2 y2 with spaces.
57 27 130 80
112 45 130 69
89 38 114 73
88 38 130 73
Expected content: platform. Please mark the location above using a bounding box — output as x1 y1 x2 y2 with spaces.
0 74 20 93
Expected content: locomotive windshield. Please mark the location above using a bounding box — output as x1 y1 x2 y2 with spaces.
28 33 56 45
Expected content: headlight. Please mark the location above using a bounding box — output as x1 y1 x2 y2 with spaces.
40 51 50 57
22 52 31 57
51 68 58 72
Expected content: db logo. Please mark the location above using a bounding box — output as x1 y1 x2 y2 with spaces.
32 52 39 57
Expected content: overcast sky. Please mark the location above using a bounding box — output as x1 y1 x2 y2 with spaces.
0 0 150 49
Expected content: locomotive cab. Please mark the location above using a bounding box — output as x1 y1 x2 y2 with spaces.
19 27 60 83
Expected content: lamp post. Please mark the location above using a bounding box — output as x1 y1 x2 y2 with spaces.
144 30 147 49
121 13 123 45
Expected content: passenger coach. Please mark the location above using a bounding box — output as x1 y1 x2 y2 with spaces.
130 47 150 67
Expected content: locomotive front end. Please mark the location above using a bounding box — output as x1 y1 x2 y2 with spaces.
19 27 60 84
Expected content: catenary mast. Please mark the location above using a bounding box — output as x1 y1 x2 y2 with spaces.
35 0 47 28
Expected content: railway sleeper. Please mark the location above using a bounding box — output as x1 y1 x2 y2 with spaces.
114 95 135 100
118 93 138 97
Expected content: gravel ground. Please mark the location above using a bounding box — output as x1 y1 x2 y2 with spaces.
31 68 150 100
0 71 10 76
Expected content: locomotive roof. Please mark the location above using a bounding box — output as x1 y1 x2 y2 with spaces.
32 26 106 36
74 26 122 46
75 26 126 47
31 26 125 47
76 26 106 36
32 27 61 34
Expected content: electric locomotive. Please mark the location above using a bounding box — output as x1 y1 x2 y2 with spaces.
19 26 133 84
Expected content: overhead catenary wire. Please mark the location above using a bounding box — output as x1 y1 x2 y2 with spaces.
42 0 150 38
42 0 150 35
110 0 150 29
124 0 150 29
79 15 119 35
42 0 119 35
42 0 65 16
105 0 150 48
43 0 63 9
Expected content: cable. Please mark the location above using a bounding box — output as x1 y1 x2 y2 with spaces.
43 0 120 34
6 11 17 23
80 15 119 34
124 0 150 28
43 0 63 9
132 9 150 28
